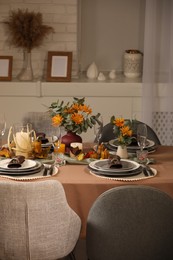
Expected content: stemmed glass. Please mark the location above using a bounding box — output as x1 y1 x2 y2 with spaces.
94 116 103 150
0 113 6 147
50 127 66 166
50 126 62 151
137 123 147 152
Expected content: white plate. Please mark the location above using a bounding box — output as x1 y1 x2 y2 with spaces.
0 159 37 170
89 159 140 173
109 139 155 150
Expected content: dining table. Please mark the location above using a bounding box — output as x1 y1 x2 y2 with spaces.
0 145 173 238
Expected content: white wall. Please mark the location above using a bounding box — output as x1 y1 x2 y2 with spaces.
79 0 145 72
0 80 142 142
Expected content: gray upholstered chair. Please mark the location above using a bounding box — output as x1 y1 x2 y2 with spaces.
0 180 81 260
86 185 173 260
99 120 161 145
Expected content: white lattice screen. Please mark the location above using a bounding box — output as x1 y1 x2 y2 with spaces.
153 112 173 145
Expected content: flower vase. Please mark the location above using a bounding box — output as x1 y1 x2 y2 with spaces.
18 50 33 81
61 131 82 154
116 145 128 159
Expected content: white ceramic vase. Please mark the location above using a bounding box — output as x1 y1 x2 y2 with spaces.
116 145 128 159
86 62 99 79
123 50 143 78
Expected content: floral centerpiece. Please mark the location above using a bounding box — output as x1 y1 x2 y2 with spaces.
49 97 101 150
49 97 101 134
110 116 133 158
110 116 133 146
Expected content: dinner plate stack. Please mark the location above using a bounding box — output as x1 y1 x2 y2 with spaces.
89 159 142 177
107 139 156 153
0 159 43 176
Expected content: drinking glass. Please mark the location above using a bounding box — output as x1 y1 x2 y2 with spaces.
50 126 62 149
50 127 66 166
137 123 147 152
0 113 6 147
94 116 103 149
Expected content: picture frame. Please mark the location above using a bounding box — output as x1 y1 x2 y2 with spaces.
46 51 72 82
0 56 13 81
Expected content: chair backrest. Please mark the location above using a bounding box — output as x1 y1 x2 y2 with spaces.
99 120 161 145
0 180 81 260
86 185 173 260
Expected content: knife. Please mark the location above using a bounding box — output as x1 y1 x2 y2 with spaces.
43 167 48 176
49 165 54 176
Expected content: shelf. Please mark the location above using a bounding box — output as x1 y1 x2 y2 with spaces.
0 74 142 97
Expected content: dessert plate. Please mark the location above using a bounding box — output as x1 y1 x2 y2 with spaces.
89 159 140 173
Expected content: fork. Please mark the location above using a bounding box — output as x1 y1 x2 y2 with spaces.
43 164 54 176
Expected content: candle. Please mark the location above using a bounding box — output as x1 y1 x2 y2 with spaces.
15 132 30 150
54 143 65 154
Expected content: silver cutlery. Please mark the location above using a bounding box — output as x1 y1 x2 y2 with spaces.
43 164 54 176
140 164 154 176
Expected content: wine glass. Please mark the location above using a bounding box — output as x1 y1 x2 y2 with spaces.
50 126 62 150
0 113 6 147
94 116 103 150
50 127 66 166
137 123 147 152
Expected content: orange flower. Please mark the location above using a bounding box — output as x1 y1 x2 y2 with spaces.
52 114 63 126
71 113 84 125
114 118 124 128
121 126 132 137
79 104 92 114
49 97 100 134
111 116 133 146
70 103 80 112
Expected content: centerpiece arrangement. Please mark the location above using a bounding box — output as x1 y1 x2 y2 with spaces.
110 116 133 158
49 97 101 152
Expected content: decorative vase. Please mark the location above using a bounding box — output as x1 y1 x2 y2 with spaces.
18 50 33 81
61 131 82 154
123 49 143 78
116 145 128 159
86 62 99 79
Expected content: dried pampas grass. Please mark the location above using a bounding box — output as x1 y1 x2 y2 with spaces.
3 9 54 52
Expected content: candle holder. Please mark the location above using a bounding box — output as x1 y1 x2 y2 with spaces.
8 123 36 158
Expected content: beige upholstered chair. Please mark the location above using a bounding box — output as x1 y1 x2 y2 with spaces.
0 180 81 260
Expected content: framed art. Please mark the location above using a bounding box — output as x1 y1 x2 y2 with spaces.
46 51 72 82
0 56 13 81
